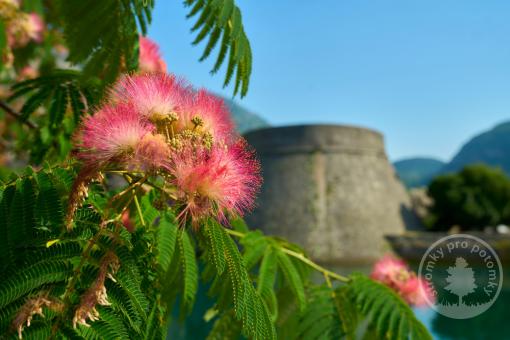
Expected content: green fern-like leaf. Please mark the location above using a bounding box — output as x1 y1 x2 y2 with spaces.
157 213 178 272
89 306 131 339
8 177 36 254
276 250 306 312
35 171 64 231
178 229 198 314
115 259 149 321
240 230 268 270
145 301 165 339
0 184 16 270
185 0 252 97
0 260 71 309
205 220 227 275
207 309 242 340
58 0 153 84
9 70 96 124
257 249 278 320
348 273 432 340
204 222 276 340
105 280 144 334
290 285 347 340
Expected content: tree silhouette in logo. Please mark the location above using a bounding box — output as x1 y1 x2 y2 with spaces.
444 257 477 306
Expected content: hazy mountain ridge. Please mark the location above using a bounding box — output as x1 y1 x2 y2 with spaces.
394 158 445 188
441 122 510 175
394 121 510 188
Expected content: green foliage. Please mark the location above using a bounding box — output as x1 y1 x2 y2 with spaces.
202 221 276 340
185 0 253 97
58 0 153 85
0 167 432 339
347 274 432 340
178 229 199 314
276 274 431 340
0 168 159 338
293 285 347 339
8 70 100 163
427 164 510 230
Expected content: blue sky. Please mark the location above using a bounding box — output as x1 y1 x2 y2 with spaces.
149 0 510 161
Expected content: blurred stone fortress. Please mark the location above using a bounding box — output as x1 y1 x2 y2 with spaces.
245 125 420 264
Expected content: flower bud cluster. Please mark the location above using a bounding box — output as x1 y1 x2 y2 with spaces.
12 294 63 339
72 252 119 328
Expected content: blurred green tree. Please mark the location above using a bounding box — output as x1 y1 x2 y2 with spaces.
426 164 510 231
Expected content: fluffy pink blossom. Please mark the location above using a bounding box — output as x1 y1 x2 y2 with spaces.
139 35 167 74
371 255 409 284
17 65 38 80
71 73 262 230
399 276 435 307
26 13 43 42
133 133 171 171
371 255 434 307
111 74 234 143
176 89 236 144
111 73 190 122
7 12 44 48
76 104 154 167
168 139 261 226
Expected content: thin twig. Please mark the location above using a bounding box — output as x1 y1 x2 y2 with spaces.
133 194 145 227
110 174 148 202
0 99 38 129
224 228 351 283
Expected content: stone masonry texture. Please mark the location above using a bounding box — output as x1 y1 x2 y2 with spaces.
244 125 420 264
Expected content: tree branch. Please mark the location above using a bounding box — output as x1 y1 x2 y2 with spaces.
0 99 38 129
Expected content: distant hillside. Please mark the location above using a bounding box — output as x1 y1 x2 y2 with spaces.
394 158 445 188
395 121 510 188
220 96 269 134
441 121 510 174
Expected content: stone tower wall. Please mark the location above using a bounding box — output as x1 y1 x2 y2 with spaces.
244 125 418 264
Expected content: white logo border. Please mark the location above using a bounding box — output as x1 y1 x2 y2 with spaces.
418 233 503 319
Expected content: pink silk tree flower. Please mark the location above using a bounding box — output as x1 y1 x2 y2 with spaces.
133 133 171 171
26 13 44 42
17 64 38 80
399 276 435 307
76 104 154 167
7 12 44 48
111 73 190 123
110 74 235 144
372 255 434 307
371 255 409 285
176 89 236 144
139 35 167 74
168 139 261 226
